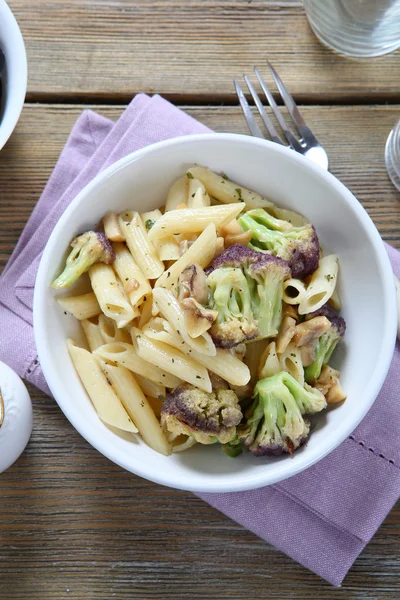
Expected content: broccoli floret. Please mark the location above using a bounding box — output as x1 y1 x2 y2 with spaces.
238 209 320 278
207 266 258 348
221 435 243 457
304 305 346 384
161 383 242 445
51 231 115 289
238 371 326 456
207 245 291 347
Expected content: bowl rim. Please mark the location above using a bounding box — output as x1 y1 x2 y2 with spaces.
34 132 397 492
0 0 28 150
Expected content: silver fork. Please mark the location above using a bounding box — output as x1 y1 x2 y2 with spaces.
234 63 329 171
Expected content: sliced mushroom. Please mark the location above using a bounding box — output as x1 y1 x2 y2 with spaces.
315 365 347 404
282 302 300 323
292 316 331 367
180 296 218 338
178 263 208 305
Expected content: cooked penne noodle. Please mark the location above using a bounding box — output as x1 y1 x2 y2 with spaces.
98 314 131 344
279 342 304 386
94 342 181 388
112 242 152 308
147 203 245 242
152 287 216 357
141 209 162 230
328 287 341 311
135 375 166 400
147 396 164 419
155 223 217 290
132 328 212 393
89 263 135 328
155 237 180 262
166 175 189 211
103 211 125 242
143 318 250 387
269 206 308 227
67 339 137 433
243 338 270 387
118 211 164 279
283 278 307 305
258 341 281 379
138 294 154 328
58 292 101 320
81 318 104 352
101 361 171 456
299 255 339 315
187 166 274 210
188 178 211 208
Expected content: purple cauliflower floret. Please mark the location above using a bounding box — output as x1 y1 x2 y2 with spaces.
304 304 346 383
206 245 291 348
161 383 243 445
51 230 115 289
238 209 320 278
238 372 326 457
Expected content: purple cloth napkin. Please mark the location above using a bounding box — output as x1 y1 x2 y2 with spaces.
1 94 399 586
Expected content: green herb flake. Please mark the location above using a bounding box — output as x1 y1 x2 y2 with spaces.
145 219 155 230
222 173 228 180
186 172 194 179
235 187 243 200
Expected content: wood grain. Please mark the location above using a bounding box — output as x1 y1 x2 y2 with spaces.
0 103 400 598
1 102 399 268
8 0 400 103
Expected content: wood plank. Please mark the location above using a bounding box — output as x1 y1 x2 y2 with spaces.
0 383 398 599
1 102 399 268
8 0 400 103
0 103 399 598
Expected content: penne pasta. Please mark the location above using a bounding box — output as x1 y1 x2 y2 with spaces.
101 361 171 456
81 318 104 352
132 328 212 392
299 255 339 315
147 203 245 242
328 287 341 311
103 211 125 242
187 166 274 210
138 294 154 328
243 338 270 388
94 342 181 388
67 339 137 433
283 278 307 305
89 263 135 328
141 209 162 230
258 341 281 379
165 175 189 211
278 342 304 386
155 237 180 262
152 287 216 357
143 318 250 387
135 375 166 400
118 211 164 279
98 313 131 344
112 242 152 308
187 178 211 208
155 223 217 290
58 292 101 320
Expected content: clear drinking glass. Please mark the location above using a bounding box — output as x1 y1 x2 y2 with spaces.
385 120 400 191
303 0 400 58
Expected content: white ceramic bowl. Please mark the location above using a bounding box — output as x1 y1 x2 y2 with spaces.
0 0 27 150
34 134 397 493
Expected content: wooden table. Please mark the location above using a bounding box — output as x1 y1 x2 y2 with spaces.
1 2 400 598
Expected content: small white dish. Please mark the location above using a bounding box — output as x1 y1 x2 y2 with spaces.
0 361 33 473
0 0 28 150
34 133 397 493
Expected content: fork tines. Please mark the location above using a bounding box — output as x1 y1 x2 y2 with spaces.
234 64 308 152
